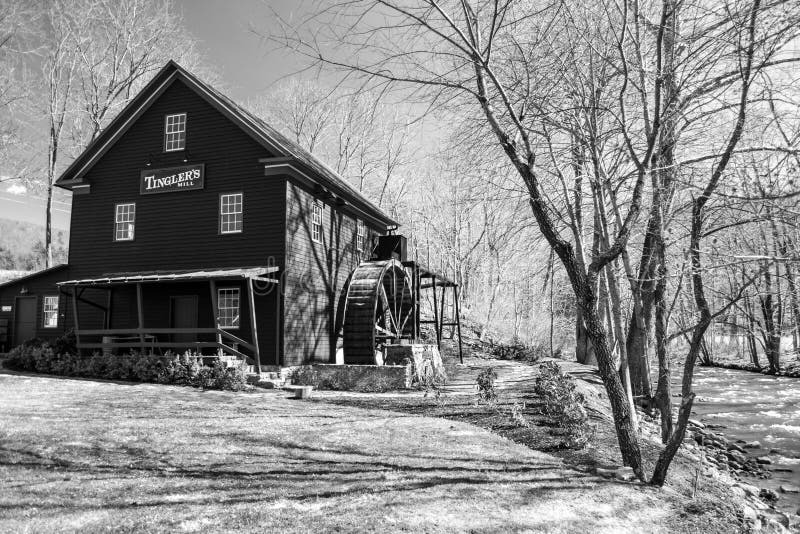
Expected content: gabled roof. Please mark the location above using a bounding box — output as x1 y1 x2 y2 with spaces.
0 264 69 290
55 60 398 227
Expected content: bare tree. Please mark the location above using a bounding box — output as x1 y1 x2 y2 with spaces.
23 0 210 268
264 0 800 483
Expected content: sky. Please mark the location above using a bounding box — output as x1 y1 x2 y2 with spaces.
173 0 314 102
2 0 314 229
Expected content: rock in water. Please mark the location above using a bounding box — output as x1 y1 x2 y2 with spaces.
744 441 761 449
688 418 705 429
760 488 779 502
779 484 800 494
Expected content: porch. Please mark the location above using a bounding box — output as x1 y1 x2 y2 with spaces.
57 266 280 374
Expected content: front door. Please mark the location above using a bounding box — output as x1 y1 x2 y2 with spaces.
170 296 198 347
13 296 37 346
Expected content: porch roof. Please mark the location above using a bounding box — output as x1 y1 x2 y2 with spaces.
57 266 279 287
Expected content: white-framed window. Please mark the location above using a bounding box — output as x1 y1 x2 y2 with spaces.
356 219 365 252
217 288 240 329
311 202 323 243
43 295 59 328
220 193 243 234
164 112 187 152
114 203 136 241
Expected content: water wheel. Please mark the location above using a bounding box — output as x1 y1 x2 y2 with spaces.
341 259 414 364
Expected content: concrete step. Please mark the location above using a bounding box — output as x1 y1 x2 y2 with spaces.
247 374 290 389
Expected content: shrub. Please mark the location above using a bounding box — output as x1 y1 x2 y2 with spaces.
508 401 530 428
3 340 249 391
533 361 590 447
5 344 35 371
52 329 77 356
475 366 498 404
490 342 545 363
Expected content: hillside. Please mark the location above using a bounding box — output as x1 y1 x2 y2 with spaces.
0 219 69 270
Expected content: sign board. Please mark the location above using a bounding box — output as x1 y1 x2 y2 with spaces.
140 164 204 195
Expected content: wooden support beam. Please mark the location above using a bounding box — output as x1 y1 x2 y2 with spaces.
136 283 145 351
414 265 421 340
275 281 281 366
438 283 446 344
71 287 81 352
247 278 262 376
209 279 222 355
454 285 463 364
431 275 440 350
104 288 113 329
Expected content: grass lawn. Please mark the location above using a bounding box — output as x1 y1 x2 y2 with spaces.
0 366 738 533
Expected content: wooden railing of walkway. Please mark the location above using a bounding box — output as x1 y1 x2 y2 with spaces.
75 327 257 363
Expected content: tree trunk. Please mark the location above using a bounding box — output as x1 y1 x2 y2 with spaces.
579 292 644 478
575 308 597 365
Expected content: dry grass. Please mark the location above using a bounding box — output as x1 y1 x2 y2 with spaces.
0 360 740 533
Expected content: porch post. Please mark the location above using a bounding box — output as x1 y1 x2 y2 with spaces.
209 279 222 354
247 277 262 375
274 279 281 366
104 288 113 329
71 286 81 351
136 283 145 351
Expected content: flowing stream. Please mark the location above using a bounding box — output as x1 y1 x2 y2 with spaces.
689 366 800 515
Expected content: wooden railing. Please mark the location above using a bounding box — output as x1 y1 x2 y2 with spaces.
75 328 257 363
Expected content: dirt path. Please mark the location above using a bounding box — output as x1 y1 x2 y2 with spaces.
0 370 688 533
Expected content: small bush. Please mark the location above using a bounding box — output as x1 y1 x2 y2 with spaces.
490 342 545 363
52 329 77 356
3 341 248 391
508 401 530 428
475 366 498 403
533 361 590 448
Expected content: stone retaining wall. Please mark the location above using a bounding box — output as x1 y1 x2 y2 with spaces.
292 363 413 391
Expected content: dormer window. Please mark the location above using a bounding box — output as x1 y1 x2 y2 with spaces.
164 113 186 151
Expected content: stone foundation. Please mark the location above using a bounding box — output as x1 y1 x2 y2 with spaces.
292 363 413 391
384 344 447 386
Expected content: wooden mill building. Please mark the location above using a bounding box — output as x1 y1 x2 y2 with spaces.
0 61 402 368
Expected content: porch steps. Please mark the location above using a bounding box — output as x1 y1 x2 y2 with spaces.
247 370 291 389
245 366 296 390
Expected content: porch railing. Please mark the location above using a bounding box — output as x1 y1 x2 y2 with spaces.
74 328 257 364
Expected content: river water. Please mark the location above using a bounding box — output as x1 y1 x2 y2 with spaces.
689 366 800 515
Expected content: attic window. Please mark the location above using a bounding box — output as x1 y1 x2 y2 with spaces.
311 202 323 243
356 219 365 252
164 113 186 152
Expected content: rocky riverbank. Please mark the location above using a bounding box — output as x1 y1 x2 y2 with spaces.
702 359 800 378
685 418 799 532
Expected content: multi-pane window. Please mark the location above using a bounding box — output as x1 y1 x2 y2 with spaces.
220 193 243 234
42 296 59 328
164 113 187 152
311 202 323 243
356 219 365 252
217 288 240 329
114 203 136 241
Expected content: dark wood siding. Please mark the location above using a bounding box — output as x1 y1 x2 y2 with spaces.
283 180 382 365
0 267 72 349
1 78 286 359
67 79 285 278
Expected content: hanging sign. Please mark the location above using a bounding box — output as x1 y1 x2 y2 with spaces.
140 164 204 195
